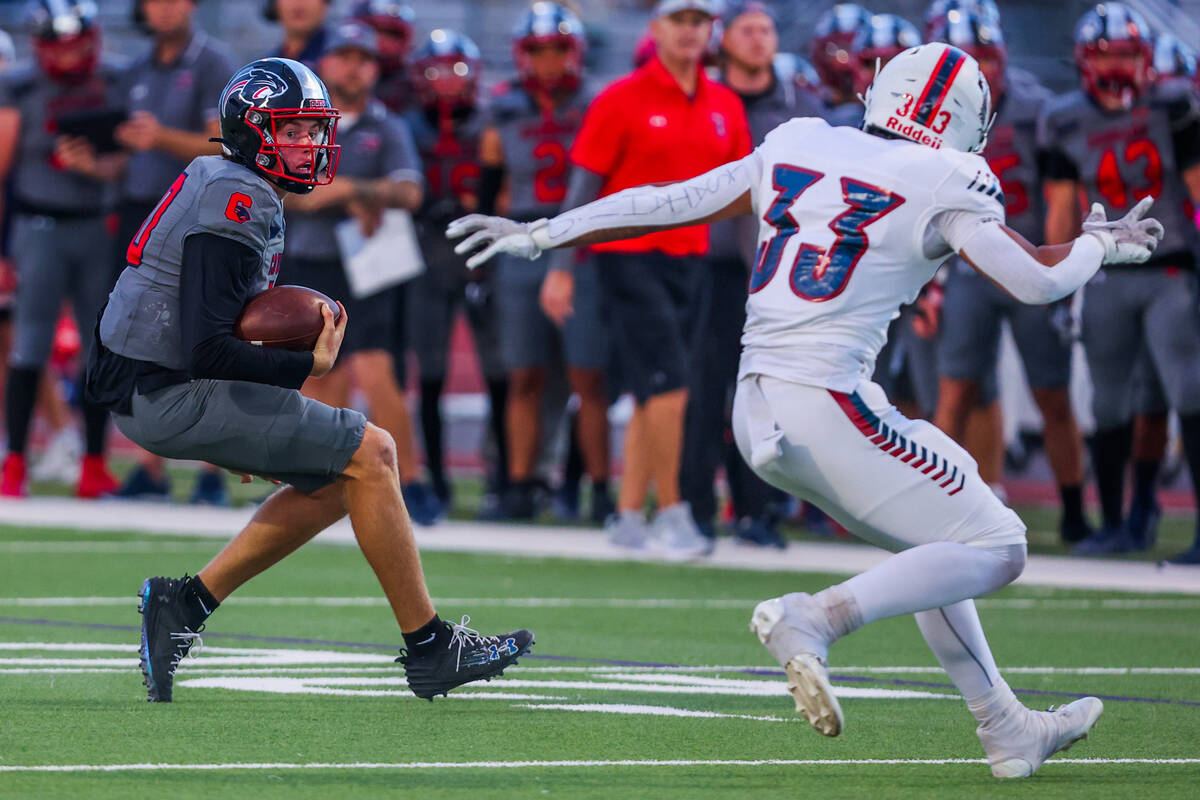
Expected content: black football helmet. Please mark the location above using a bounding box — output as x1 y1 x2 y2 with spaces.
412 29 482 111
512 1 586 94
217 58 341 195
352 0 415 74
29 0 99 84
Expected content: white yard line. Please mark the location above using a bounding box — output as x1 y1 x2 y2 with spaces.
2 758 1199 772
4 496 1199 594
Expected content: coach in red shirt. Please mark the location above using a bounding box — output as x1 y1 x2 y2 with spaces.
541 0 751 556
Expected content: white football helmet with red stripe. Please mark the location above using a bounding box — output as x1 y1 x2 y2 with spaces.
861 42 994 154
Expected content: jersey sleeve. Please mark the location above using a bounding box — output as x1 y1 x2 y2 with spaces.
570 83 627 177
187 176 274 253
381 113 423 186
933 153 1007 221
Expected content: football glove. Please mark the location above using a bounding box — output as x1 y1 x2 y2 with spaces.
447 215 551 270
1081 196 1165 265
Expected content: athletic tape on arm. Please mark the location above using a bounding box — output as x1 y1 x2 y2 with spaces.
937 210 1105 304
530 153 760 251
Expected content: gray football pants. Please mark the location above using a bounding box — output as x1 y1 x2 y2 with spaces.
9 213 112 369
1081 268 1200 430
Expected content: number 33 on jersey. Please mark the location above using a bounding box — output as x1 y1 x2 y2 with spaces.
739 117 1005 393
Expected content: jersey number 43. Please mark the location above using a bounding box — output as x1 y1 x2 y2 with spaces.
749 165 905 302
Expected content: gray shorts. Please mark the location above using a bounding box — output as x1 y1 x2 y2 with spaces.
113 379 366 494
938 263 1072 394
496 255 607 371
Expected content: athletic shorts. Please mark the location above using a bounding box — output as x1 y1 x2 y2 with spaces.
733 374 1027 553
495 254 607 371
281 255 394 358
595 250 696 403
938 264 1071 393
113 379 366 494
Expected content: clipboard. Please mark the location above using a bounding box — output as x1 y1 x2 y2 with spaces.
336 209 426 299
54 107 129 154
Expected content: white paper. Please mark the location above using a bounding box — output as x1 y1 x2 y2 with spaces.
336 209 425 299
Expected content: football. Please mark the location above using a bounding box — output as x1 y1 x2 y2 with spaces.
234 285 341 352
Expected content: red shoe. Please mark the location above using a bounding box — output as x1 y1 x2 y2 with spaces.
0 453 27 498
76 455 119 499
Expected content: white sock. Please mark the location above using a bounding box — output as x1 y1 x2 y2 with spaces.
916 599 1002 699
838 541 1021 624
965 678 1022 729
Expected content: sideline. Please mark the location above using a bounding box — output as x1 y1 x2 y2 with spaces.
3 497 1200 594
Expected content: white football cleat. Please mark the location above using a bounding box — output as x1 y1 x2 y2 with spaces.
31 428 82 484
751 594 843 737
977 696 1104 779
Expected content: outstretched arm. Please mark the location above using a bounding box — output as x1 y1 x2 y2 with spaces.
942 196 1164 305
447 154 759 268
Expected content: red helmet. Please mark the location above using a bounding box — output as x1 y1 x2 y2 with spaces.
351 0 415 75
852 13 922 96
811 3 872 99
30 0 100 85
412 29 481 111
511 2 586 94
928 7 1006 100
1074 2 1154 110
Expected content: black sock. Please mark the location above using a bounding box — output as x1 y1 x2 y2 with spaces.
1178 414 1200 549
1059 484 1085 526
1090 423 1133 530
181 575 219 624
419 378 445 492
4 367 40 455
402 614 444 655
1131 460 1160 509
565 413 585 489
82 399 109 456
486 378 510 492
592 478 609 497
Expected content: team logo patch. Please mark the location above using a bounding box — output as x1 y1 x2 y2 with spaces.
711 112 727 137
224 192 253 224
649 114 667 128
223 69 290 109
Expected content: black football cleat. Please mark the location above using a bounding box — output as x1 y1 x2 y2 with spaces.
397 615 534 700
138 576 208 702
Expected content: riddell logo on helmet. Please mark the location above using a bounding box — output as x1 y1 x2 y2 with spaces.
885 116 942 149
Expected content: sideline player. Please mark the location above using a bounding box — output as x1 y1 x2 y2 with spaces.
0 0 125 498
808 3 872 127
283 22 441 526
479 2 612 523
1041 3 1200 561
87 57 533 703
449 43 1163 777
930 8 1092 545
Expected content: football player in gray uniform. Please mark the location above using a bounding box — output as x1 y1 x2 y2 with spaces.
87 57 533 703
479 3 612 522
0 1 126 499
931 8 1092 546
1040 3 1200 562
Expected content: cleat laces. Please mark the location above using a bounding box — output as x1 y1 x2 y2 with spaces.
447 615 499 670
168 626 204 671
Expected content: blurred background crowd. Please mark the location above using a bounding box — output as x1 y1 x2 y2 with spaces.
1 0 1199 566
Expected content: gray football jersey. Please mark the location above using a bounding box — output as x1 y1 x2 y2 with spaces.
1038 80 1200 262
101 156 285 369
0 59 126 213
982 72 1053 242
483 79 595 219
285 100 423 260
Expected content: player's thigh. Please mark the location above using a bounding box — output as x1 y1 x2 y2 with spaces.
1081 275 1143 428
937 268 1003 383
1132 347 1169 416
562 258 608 371
1009 301 1072 391
496 255 554 370
9 214 72 367
116 379 367 495
597 252 689 402
1143 272 1200 416
732 375 1025 553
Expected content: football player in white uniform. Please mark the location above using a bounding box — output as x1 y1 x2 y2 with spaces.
447 44 1163 778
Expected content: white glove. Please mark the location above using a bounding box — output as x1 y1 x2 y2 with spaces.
446 214 551 269
1080 196 1165 265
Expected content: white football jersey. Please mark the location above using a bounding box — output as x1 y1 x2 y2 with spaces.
738 117 1005 392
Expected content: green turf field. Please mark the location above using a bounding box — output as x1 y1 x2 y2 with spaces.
2 522 1199 798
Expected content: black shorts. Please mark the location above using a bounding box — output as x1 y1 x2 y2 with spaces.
282 255 395 358
596 250 697 404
